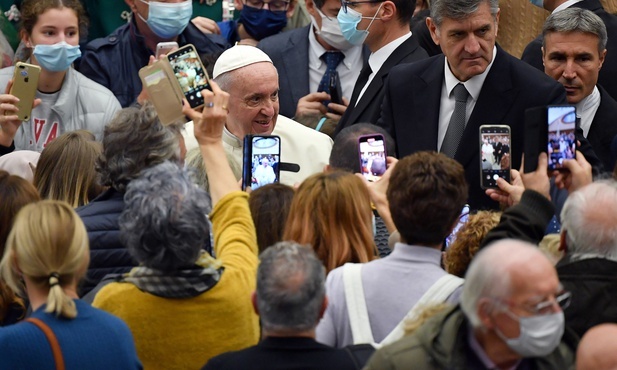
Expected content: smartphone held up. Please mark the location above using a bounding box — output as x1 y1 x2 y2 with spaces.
547 106 577 171
9 62 41 121
358 134 387 182
479 125 511 189
242 135 281 191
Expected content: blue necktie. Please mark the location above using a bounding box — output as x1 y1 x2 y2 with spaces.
318 51 345 105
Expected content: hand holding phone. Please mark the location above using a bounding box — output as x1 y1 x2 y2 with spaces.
9 62 40 121
479 125 511 189
242 135 281 190
167 44 211 109
358 134 387 182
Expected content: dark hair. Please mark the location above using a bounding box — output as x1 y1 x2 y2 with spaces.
542 7 607 53
330 123 396 173
387 151 468 246
257 241 325 332
120 161 212 271
249 183 295 253
98 103 180 193
391 0 415 24
20 0 89 44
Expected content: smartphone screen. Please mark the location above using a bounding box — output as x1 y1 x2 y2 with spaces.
444 204 470 250
359 134 387 182
547 106 577 171
243 135 281 190
167 45 211 108
480 125 511 189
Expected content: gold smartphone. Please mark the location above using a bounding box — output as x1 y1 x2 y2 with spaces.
139 60 185 125
10 62 41 121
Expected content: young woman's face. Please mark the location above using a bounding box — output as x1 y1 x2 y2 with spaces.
26 7 80 47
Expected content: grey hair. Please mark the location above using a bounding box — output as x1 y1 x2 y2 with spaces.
430 0 498 27
213 71 234 93
461 239 543 328
257 241 326 333
97 102 181 193
542 8 608 53
185 147 242 192
119 161 212 271
561 181 617 259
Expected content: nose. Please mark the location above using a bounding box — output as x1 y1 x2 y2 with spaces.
262 1 270 9
562 59 577 80
261 99 275 116
464 35 481 55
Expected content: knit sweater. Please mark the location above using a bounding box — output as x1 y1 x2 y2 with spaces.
0 300 141 370
93 191 260 370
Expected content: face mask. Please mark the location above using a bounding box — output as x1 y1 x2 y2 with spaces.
336 3 382 46
311 8 354 51
33 41 81 72
239 6 288 40
138 0 193 39
495 310 565 357
529 0 544 8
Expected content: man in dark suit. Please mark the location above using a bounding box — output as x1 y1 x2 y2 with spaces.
201 242 365 370
258 0 368 120
333 0 428 134
378 0 567 210
542 8 617 171
521 0 617 101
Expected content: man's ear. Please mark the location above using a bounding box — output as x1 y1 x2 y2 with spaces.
305 0 318 18
477 297 495 329
235 0 244 11
251 291 259 315
379 1 396 22
286 0 296 19
125 0 138 12
426 17 440 46
494 8 500 37
599 48 607 70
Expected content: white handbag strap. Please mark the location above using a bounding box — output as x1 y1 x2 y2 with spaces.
379 274 464 347
343 263 376 345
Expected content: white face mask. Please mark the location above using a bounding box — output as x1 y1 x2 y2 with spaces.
494 309 565 357
311 8 355 51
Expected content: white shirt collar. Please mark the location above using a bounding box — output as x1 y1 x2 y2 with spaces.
576 85 601 137
444 46 497 101
367 32 412 76
308 23 363 70
553 0 583 13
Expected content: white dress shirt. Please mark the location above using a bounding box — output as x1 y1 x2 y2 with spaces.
576 85 601 137
553 0 583 13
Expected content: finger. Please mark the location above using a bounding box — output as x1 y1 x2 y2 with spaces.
537 152 549 173
0 114 19 122
342 96 350 106
325 112 342 120
327 102 347 115
182 99 201 121
149 55 156 64
0 102 19 112
210 22 221 35
575 150 592 170
5 79 13 94
495 177 515 194
386 156 398 166
32 98 42 109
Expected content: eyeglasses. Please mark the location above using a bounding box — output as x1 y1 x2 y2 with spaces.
495 290 572 316
244 0 290 11
340 0 384 13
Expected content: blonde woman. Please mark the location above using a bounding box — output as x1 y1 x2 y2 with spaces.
0 201 141 369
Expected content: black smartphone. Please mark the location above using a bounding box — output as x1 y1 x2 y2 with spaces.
358 134 387 182
479 125 511 189
167 44 211 109
328 72 343 105
547 105 577 171
242 135 281 190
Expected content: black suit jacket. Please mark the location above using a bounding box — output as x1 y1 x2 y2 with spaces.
587 85 617 171
521 0 617 101
334 36 428 134
258 26 370 118
202 337 361 370
378 47 567 210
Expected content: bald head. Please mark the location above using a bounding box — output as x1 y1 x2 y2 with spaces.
577 324 617 370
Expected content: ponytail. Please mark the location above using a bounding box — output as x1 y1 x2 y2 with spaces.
45 272 77 319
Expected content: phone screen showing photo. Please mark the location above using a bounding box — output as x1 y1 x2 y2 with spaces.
250 136 281 190
167 47 210 108
480 125 511 188
359 135 386 182
547 106 577 170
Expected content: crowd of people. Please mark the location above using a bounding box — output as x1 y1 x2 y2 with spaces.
1 0 617 369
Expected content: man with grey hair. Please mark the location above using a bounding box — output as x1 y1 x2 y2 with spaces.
542 7 617 171
202 242 363 370
365 239 577 370
185 45 333 188
521 0 617 102
376 0 567 210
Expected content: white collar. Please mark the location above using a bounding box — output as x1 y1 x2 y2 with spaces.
308 22 363 70
444 46 497 101
367 32 411 76
553 0 584 13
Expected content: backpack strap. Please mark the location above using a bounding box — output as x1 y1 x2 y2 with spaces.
25 317 65 370
379 274 464 346
342 263 376 345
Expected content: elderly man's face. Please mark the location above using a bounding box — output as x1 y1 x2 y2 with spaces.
543 31 606 104
226 62 280 139
427 2 499 82
488 257 562 341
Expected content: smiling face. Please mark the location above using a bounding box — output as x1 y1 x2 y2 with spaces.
543 31 605 104
427 1 499 82
225 62 280 139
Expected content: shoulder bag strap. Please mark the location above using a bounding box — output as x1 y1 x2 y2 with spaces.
25 317 65 370
342 263 376 345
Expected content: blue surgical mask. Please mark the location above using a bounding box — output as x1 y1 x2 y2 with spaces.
529 0 544 8
336 3 382 46
138 0 193 39
33 41 81 72
239 6 288 40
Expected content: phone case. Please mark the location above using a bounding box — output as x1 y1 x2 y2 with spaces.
138 60 185 125
479 124 511 189
167 44 211 109
10 62 41 121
